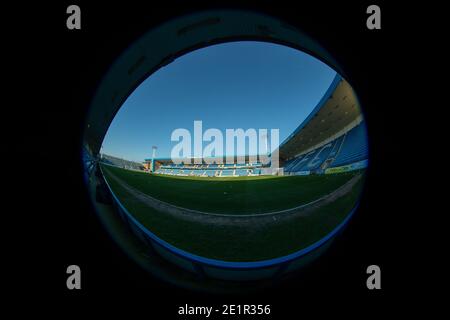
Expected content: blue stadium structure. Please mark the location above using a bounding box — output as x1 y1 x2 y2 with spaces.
146 74 368 177
329 123 368 168
100 154 145 171
153 161 262 177
276 74 368 175
283 121 368 174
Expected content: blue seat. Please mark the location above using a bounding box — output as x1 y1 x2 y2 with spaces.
284 122 369 173
221 170 234 176
235 169 248 176
331 123 368 167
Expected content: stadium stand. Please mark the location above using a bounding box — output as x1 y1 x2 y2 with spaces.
329 122 368 167
82 147 98 180
326 134 346 159
220 170 234 177
283 121 368 174
205 170 216 177
100 154 145 171
101 76 368 179
154 161 263 177
235 169 249 176
252 168 261 175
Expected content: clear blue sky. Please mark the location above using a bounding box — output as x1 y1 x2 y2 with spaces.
102 41 336 162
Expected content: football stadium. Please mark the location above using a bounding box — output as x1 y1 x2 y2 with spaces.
82 11 369 285
97 72 367 258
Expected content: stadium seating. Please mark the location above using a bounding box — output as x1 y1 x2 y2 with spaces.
205 170 216 177
327 134 346 159
101 154 145 171
329 123 368 167
283 156 303 172
155 162 263 177
284 122 368 173
220 170 234 177
252 168 261 175
290 148 322 172
235 169 249 176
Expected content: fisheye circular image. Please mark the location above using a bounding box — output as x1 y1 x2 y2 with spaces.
82 12 368 287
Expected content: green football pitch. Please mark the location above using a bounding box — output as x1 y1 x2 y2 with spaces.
101 164 365 261
102 164 357 214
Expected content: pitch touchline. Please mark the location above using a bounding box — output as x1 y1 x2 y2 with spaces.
104 168 361 218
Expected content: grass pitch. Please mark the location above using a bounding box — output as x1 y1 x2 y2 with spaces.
100 164 365 261
102 164 355 214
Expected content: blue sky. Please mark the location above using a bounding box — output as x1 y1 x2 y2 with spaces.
102 41 336 162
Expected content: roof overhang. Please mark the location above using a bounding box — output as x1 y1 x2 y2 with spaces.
278 75 362 159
